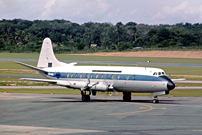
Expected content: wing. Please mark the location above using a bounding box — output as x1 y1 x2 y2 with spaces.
171 78 186 82
21 78 70 87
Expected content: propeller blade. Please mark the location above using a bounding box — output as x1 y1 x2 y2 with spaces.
113 89 118 96
168 91 170 98
90 89 93 96
81 87 85 91
92 81 99 87
88 77 90 84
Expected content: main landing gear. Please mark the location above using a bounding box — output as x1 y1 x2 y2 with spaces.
153 96 159 104
123 92 131 101
81 91 90 102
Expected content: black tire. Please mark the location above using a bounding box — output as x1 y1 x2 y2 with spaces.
123 92 131 101
123 94 131 101
153 99 159 104
81 95 90 102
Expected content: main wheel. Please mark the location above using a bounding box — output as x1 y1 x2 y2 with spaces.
81 95 90 102
123 92 131 101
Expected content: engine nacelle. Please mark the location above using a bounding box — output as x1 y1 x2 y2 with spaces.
69 81 112 91
91 84 109 91
69 81 87 89
153 91 169 96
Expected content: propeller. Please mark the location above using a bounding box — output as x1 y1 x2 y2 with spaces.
81 76 99 95
113 89 118 96
168 74 171 98
168 91 171 98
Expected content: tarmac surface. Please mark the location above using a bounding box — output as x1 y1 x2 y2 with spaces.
1 93 202 135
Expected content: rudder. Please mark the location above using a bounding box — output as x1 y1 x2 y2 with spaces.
37 38 67 68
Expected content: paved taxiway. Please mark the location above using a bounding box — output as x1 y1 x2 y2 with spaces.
1 93 202 135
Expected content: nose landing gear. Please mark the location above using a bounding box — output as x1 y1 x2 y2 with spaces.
153 96 159 104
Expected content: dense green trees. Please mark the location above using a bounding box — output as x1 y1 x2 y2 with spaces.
0 19 202 53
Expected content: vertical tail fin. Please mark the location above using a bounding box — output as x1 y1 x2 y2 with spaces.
37 38 67 68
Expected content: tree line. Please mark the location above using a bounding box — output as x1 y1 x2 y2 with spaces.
0 19 202 53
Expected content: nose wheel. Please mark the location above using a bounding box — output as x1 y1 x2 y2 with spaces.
153 96 159 104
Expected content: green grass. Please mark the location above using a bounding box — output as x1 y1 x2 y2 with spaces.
0 77 20 81
170 89 202 97
57 55 202 64
1 52 202 64
0 53 39 59
0 89 80 94
0 61 37 69
175 83 202 87
0 82 50 86
141 65 202 76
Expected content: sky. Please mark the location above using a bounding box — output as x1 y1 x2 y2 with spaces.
1 0 202 25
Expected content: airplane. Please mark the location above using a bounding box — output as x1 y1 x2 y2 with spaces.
15 37 180 103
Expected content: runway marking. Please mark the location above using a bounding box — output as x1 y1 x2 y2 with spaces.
193 130 202 132
0 125 105 134
107 102 155 115
135 114 202 116
139 107 166 110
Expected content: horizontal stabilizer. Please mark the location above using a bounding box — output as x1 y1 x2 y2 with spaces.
68 62 78 66
171 78 186 82
15 61 47 73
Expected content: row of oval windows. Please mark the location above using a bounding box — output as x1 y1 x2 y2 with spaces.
66 73 136 80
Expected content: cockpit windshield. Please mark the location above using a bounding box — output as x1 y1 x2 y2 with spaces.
153 72 157 75
153 72 165 76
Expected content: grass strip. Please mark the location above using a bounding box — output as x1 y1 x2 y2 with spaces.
1 52 202 64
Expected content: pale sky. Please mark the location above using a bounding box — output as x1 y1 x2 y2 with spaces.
1 0 202 25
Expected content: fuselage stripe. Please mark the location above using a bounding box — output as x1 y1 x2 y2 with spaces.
47 72 165 82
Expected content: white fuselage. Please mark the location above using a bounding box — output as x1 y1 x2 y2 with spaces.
41 65 172 93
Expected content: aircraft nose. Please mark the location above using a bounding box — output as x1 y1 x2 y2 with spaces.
160 76 175 90
167 80 175 90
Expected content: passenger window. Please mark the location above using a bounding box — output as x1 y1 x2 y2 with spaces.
126 75 129 80
71 73 73 78
133 75 135 80
107 74 110 79
91 74 93 79
101 74 104 79
111 74 114 79
80 73 82 78
67 73 69 78
75 73 78 78
117 75 120 80
96 74 99 79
